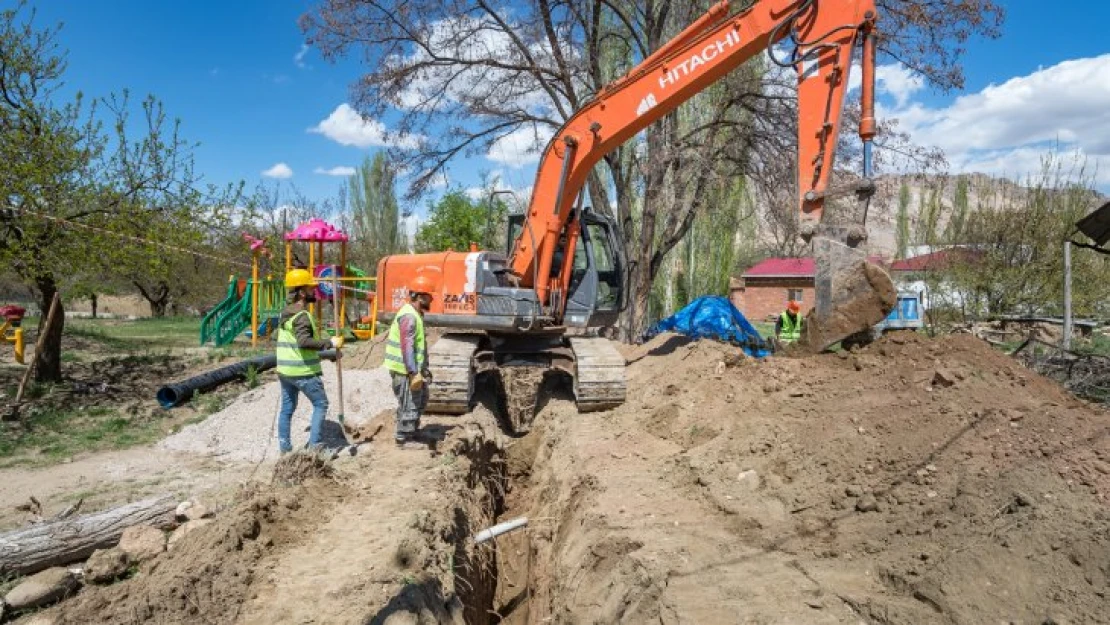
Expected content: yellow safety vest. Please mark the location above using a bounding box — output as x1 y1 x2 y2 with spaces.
384 303 425 375
276 310 323 377
779 312 803 343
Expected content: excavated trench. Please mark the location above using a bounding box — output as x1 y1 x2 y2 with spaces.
446 378 568 624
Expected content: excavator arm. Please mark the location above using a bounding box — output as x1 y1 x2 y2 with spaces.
510 0 894 347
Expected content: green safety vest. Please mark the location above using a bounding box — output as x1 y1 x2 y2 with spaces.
276 310 323 377
384 303 425 375
779 312 803 343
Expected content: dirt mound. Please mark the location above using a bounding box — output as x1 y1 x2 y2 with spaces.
49 482 342 624
502 332 1109 624
271 449 337 485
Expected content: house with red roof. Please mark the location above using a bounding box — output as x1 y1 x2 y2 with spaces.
730 255 886 321
887 247 982 310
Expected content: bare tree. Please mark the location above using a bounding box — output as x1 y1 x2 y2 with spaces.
303 0 1000 337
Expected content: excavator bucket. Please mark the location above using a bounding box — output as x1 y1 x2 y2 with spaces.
800 234 897 352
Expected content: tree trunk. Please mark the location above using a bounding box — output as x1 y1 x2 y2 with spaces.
90 293 98 319
0 495 177 576
134 281 170 318
33 276 64 384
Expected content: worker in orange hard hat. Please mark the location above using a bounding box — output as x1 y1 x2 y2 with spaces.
383 274 435 448
775 299 803 345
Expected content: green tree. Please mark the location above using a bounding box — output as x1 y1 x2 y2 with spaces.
415 191 508 253
946 156 1107 317
348 152 404 269
896 182 911 259
945 175 969 243
0 4 232 380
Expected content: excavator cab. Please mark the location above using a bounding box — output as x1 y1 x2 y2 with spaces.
507 209 625 328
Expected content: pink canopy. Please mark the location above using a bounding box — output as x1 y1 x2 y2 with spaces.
284 218 349 242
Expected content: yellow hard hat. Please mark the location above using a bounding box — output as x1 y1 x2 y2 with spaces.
285 268 316 289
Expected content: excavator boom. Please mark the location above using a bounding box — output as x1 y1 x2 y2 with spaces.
375 0 897 429
505 0 895 350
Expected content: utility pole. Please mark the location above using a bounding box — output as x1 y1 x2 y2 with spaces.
1062 240 1072 350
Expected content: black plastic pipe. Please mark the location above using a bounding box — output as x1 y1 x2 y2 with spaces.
157 349 338 408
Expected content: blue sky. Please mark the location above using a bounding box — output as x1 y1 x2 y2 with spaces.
22 0 1110 214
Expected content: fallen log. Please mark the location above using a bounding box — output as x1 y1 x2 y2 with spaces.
0 494 177 576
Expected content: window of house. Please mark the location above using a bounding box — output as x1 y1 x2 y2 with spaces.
787 288 803 302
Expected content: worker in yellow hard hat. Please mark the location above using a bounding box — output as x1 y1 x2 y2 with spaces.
275 267 343 453
384 275 434 448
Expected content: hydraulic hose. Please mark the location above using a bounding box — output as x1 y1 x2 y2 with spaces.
156 349 338 408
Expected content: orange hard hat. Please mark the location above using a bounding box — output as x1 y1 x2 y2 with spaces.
409 275 435 296
787 300 801 313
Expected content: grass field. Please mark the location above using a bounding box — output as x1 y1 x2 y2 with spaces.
0 316 263 467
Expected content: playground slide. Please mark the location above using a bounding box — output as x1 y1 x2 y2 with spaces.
201 277 286 347
199 279 240 345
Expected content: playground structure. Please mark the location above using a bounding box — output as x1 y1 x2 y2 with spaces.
0 305 26 364
284 218 377 342
199 220 378 347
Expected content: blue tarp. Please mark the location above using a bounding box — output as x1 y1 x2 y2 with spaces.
646 296 771 358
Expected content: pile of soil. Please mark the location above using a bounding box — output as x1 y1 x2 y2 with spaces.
504 331 1109 624
19 331 1108 624
47 481 344 624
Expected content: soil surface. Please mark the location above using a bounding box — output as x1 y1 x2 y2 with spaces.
507 331 1109 624
10 331 1110 624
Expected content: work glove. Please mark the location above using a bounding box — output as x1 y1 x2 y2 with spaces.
409 371 425 392
330 336 345 349
421 367 433 382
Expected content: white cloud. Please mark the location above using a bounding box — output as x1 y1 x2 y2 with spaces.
386 16 568 116
464 170 533 207
294 43 310 69
884 54 1110 187
876 65 924 108
262 163 293 179
309 104 421 149
487 125 553 168
314 166 356 177
426 171 449 189
846 63 923 107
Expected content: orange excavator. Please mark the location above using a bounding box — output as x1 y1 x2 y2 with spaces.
376 0 896 431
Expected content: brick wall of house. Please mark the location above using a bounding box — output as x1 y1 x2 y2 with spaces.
730 278 814 322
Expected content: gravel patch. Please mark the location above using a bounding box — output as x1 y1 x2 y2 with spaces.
160 362 395 463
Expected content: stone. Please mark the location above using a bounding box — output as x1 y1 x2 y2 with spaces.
737 470 760 491
931 369 956 388
175 500 193 521
845 485 864 497
856 495 880 513
3 567 79 610
119 524 166 562
85 547 131 584
184 502 211 521
168 518 214 549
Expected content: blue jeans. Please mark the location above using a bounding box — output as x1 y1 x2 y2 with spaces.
277 375 329 453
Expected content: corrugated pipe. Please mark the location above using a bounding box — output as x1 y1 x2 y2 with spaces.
156 350 338 408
